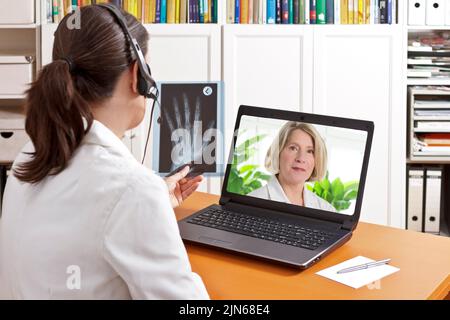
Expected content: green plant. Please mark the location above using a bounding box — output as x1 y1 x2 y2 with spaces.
227 134 272 195
306 172 359 212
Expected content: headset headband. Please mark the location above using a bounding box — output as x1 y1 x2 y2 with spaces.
98 3 157 97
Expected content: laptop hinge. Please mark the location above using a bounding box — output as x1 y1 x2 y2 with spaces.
219 197 231 206
341 219 354 231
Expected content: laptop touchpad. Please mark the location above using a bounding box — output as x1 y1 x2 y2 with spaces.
198 236 234 247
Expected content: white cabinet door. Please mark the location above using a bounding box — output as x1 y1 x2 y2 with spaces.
137 24 221 193
313 25 405 227
223 25 313 129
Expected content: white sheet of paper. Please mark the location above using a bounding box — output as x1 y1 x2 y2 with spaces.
316 256 400 289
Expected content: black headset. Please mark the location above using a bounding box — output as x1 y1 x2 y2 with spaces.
98 3 159 101
98 3 159 164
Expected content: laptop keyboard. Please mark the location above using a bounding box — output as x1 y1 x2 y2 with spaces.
187 208 338 250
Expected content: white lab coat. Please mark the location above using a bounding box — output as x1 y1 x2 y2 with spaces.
0 120 209 300
248 175 336 212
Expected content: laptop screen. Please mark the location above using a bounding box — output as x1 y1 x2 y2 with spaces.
225 115 368 216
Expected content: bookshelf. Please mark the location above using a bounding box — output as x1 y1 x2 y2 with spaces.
0 0 41 165
404 1 450 237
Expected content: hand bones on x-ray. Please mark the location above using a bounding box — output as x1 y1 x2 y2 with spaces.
165 93 216 171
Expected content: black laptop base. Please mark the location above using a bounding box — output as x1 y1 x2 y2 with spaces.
178 204 352 268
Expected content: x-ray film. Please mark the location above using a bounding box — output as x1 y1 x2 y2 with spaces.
152 82 224 176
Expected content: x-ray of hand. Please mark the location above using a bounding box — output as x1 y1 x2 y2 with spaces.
164 93 216 172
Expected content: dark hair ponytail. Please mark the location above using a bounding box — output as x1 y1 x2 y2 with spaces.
14 5 148 184
14 60 93 184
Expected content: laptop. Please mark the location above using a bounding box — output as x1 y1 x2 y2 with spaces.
178 105 374 268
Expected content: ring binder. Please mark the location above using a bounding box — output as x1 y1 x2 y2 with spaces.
407 167 425 232
424 168 442 234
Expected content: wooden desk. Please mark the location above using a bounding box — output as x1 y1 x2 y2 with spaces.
175 192 450 300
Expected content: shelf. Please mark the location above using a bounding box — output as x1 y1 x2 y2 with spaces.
408 157 450 163
414 116 450 120
408 25 450 30
0 24 37 29
407 78 450 86
413 104 450 109
414 128 450 133
409 88 450 95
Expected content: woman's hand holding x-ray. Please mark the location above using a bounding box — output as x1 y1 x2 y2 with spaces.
164 165 203 208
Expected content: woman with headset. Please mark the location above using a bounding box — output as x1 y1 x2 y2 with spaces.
0 5 208 299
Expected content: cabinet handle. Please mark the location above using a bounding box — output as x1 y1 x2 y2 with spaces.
0 132 14 139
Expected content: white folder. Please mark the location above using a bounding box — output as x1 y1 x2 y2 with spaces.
426 0 445 25
407 169 424 232
408 0 426 25
424 169 442 234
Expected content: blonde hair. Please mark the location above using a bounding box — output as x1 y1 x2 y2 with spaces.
265 121 327 181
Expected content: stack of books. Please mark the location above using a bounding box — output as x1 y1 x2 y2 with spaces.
408 34 450 79
414 133 450 155
227 0 398 24
47 0 218 24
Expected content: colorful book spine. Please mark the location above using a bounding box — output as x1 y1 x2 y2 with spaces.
391 0 396 24
316 0 326 24
387 0 392 24
310 0 316 24
175 0 180 23
47 0 53 22
348 0 353 24
248 0 253 23
240 0 248 23
259 0 265 23
293 0 299 24
204 0 210 23
333 0 340 24
167 0 175 23
212 0 217 23
304 0 309 23
267 0 276 24
180 0 187 23
52 0 59 23
155 0 161 23
288 0 293 24
299 0 305 24
365 0 370 24
253 0 259 23
326 0 334 23
276 0 282 23
358 0 364 24
379 0 387 24
341 0 348 24
161 0 167 22
281 0 289 24
58 0 64 21
143 0 149 23
234 0 240 23
226 0 234 23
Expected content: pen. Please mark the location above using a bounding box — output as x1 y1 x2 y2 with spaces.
336 258 391 274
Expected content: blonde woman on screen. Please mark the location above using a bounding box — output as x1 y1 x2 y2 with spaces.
248 122 336 212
